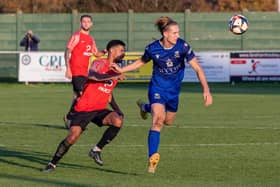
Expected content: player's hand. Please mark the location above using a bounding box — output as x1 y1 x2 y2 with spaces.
102 49 107 55
65 68 72 80
203 91 213 107
117 74 126 80
110 63 122 73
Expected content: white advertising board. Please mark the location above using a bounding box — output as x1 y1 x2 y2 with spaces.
230 52 280 82
18 52 70 82
184 52 230 82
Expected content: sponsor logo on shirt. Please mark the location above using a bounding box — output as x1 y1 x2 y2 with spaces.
166 59 173 67
98 86 111 93
104 80 113 87
158 63 182 75
98 81 114 93
174 51 180 58
154 93 161 99
83 52 93 56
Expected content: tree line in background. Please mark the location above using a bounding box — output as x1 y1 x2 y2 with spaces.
0 0 277 13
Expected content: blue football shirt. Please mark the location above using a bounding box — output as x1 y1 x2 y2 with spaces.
141 38 195 90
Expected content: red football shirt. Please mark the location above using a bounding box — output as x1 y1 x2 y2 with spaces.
66 31 98 76
74 59 118 112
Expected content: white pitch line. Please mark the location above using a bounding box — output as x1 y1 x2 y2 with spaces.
125 124 280 130
0 142 280 148
169 126 280 130
160 142 280 147
1 122 280 130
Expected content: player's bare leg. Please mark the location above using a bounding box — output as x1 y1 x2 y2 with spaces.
64 93 80 129
147 103 165 173
164 111 176 126
89 112 123 166
147 111 176 173
42 126 82 172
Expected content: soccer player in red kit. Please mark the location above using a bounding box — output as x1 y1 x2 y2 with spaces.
64 14 106 127
42 40 126 172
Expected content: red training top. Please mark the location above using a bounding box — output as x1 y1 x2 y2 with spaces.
66 31 98 76
74 59 118 112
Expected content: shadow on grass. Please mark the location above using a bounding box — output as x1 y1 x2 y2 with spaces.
89 166 138 176
0 121 65 130
0 148 92 170
0 173 98 187
0 147 139 176
0 148 79 171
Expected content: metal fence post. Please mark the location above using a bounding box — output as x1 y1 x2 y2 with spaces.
72 9 78 34
16 9 23 51
241 9 249 50
128 9 134 51
184 9 191 42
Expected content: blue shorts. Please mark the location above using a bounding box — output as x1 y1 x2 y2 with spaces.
148 85 180 112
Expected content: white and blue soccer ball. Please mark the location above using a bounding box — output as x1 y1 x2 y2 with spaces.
228 14 248 35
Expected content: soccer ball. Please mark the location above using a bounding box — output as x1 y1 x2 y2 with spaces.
228 14 248 35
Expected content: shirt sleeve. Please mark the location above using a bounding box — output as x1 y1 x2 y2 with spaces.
89 59 104 73
66 33 80 50
183 42 195 63
141 46 152 63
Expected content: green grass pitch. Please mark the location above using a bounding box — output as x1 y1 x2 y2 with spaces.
0 82 280 187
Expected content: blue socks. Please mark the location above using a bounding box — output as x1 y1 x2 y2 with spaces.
148 130 160 157
145 104 159 157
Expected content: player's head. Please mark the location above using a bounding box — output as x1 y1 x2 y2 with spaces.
80 14 93 32
106 40 126 63
155 16 180 45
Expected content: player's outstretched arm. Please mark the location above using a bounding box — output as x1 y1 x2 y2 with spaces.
94 49 107 57
88 70 124 81
111 59 145 73
189 57 213 107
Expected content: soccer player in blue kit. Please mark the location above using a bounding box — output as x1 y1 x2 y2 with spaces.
111 16 213 173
